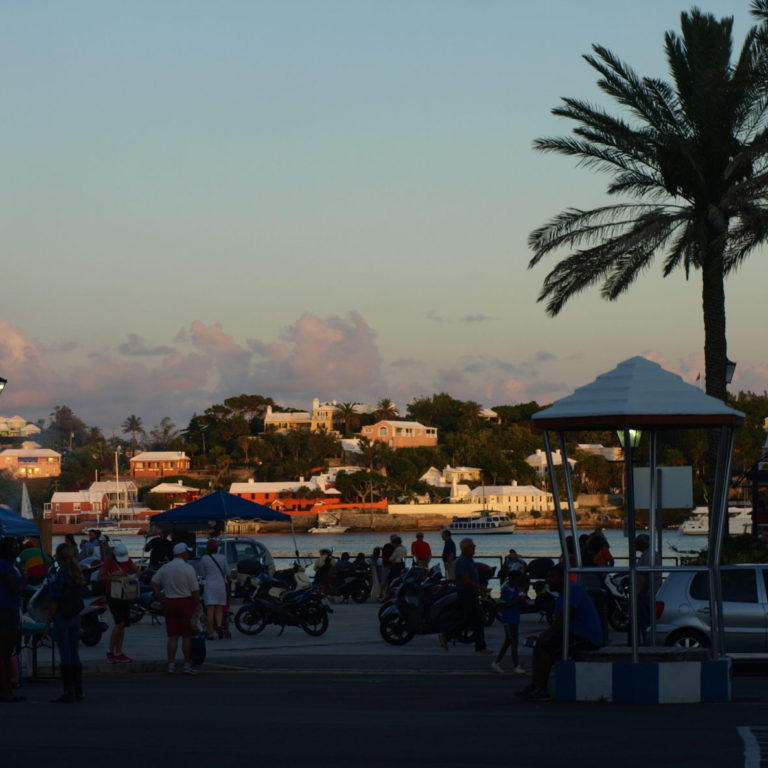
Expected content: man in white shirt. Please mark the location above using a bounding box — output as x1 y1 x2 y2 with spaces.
151 543 201 674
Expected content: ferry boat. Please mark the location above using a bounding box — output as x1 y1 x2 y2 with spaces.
448 512 516 536
679 506 753 536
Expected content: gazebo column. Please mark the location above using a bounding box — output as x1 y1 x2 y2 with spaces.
623 430 639 662
647 430 658 645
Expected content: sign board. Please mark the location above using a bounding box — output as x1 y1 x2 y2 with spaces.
632 466 693 509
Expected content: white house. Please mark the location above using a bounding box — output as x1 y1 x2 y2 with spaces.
464 482 563 514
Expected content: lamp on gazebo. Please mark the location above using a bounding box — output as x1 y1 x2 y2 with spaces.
616 429 642 449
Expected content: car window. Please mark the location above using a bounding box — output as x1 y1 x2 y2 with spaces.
234 542 256 561
690 569 758 603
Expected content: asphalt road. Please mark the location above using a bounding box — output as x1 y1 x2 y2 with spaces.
4 670 768 768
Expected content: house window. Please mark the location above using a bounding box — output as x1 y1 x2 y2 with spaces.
74 503 81 511
379 427 387 436
55 504 60 512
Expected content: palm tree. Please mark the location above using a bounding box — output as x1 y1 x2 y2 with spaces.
334 402 361 436
373 398 399 421
528 8 768 402
121 415 144 453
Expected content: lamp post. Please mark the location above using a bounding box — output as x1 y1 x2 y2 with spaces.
725 358 736 385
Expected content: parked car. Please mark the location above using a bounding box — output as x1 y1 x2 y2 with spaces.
193 537 274 575
655 565 768 651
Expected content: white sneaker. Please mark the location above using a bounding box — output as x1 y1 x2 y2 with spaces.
491 662 505 675
183 664 198 675
167 664 176 675
512 666 528 675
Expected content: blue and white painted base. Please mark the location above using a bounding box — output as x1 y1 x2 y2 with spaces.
554 658 731 703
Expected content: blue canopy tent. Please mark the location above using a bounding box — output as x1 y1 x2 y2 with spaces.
0 504 40 537
150 491 299 557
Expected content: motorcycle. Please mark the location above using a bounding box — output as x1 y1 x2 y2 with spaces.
234 572 332 637
379 566 474 646
603 572 630 632
318 559 371 604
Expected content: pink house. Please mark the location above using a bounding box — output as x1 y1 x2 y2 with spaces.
360 420 438 450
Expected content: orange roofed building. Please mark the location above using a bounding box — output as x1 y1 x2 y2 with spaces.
0 448 62 478
360 420 437 450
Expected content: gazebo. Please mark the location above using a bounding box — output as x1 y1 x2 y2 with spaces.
531 356 744 703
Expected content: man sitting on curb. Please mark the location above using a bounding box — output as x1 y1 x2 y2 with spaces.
517 564 603 701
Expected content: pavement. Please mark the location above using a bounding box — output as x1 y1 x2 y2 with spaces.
11 600 768 767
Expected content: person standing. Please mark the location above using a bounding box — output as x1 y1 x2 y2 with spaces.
452 538 492 654
441 530 456 581
46 543 86 703
99 543 140 663
198 539 230 640
410 532 432 567
635 533 661 645
381 535 396 589
492 571 527 675
145 530 174 570
370 547 383 598
0 538 23 703
151 543 201 675
388 536 407 585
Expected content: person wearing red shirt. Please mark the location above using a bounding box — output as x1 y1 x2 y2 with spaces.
410 532 432 567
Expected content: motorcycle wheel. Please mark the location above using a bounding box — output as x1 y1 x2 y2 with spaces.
234 604 267 636
379 613 414 646
351 584 370 604
80 625 102 647
607 603 629 633
300 604 329 637
128 605 144 625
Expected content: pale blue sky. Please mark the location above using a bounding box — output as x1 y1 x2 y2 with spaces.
1 1 764 431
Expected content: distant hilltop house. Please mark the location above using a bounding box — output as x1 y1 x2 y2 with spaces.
44 491 109 524
0 447 61 478
420 465 483 487
264 399 341 434
0 415 41 438
479 408 500 424
360 420 437 450
129 451 191 478
525 449 577 476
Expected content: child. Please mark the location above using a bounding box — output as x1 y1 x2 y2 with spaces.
492 571 527 675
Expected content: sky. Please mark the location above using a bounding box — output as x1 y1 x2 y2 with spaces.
2 0 767 436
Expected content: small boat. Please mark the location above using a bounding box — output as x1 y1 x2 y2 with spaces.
679 506 753 536
80 523 142 536
308 524 350 534
449 512 515 536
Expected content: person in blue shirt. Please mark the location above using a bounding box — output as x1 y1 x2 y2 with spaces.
518 564 603 701
492 571 528 675
448 538 492 654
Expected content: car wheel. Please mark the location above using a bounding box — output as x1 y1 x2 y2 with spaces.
665 629 711 650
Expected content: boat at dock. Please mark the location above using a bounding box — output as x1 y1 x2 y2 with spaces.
449 512 516 535
308 524 350 534
679 506 753 536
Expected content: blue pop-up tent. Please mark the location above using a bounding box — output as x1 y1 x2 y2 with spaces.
150 491 291 525
0 504 40 537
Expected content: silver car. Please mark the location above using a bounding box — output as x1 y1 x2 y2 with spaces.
655 565 768 651
193 536 274 573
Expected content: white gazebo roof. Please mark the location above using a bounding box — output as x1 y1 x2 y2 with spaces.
532 356 744 429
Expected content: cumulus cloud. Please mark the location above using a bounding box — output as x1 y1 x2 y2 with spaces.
118 334 176 356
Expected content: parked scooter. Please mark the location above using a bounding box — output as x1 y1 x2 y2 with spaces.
234 572 331 637
318 558 371 603
603 572 630 632
379 566 470 646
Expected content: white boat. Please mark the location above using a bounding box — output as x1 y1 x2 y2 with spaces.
80 523 143 536
679 506 753 536
448 512 516 536
308 525 350 534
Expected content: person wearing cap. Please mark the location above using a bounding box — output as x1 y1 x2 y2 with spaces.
99 543 140 664
151 543 201 675
198 539 230 641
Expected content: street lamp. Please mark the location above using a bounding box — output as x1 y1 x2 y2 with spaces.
725 358 737 385
617 429 643 449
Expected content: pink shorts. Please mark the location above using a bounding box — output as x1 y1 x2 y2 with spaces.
164 597 196 637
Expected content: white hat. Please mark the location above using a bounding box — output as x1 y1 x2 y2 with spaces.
173 542 191 556
113 543 130 563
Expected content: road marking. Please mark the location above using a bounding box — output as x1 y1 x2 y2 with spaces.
738 726 766 768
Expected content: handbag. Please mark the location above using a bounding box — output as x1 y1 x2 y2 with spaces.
109 562 140 602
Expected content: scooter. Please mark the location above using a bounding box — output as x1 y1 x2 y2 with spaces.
603 572 630 632
234 572 332 637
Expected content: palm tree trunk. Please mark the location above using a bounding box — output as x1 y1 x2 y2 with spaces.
701 249 728 403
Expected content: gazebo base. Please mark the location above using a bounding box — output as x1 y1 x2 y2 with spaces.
554 656 731 703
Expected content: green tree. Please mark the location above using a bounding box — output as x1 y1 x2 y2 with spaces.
147 417 180 449
528 8 768 402
373 398 399 421
334 402 361 436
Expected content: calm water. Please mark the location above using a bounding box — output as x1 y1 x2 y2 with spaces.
58 528 704 566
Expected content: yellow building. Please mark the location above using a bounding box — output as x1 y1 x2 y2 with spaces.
264 399 337 434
